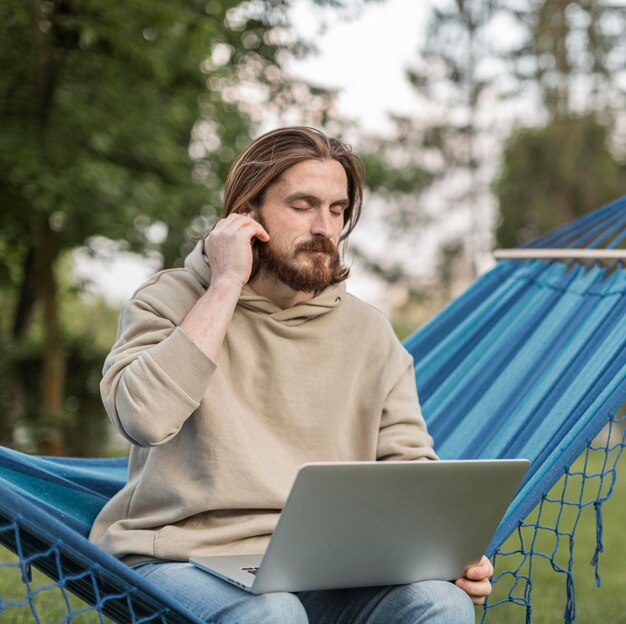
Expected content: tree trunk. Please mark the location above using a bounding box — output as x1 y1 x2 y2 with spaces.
32 0 66 454
38 217 66 455
12 246 38 339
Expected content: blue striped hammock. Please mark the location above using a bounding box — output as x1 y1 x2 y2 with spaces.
1 196 626 623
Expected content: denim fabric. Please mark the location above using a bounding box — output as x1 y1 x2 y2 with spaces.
132 561 474 624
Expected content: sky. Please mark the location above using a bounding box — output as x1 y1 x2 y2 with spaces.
76 0 435 308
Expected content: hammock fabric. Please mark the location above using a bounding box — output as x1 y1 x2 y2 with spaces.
0 450 204 623
1 196 626 623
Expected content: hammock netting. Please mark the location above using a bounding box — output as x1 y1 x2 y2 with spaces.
1 196 626 623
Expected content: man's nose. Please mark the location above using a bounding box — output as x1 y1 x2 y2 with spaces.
310 209 334 238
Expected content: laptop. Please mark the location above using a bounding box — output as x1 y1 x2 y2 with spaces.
190 459 529 594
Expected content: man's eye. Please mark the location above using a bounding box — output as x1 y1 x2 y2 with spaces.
330 207 346 216
291 204 309 211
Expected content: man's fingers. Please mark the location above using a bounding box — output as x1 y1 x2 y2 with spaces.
213 212 251 234
455 577 492 604
466 555 494 580
244 220 270 242
209 215 267 242
217 213 270 241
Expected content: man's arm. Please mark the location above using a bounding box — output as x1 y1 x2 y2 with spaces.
180 213 269 361
376 359 438 462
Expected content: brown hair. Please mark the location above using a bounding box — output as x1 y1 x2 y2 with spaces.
222 126 365 243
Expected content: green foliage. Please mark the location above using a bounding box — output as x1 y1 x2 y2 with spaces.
0 0 341 454
355 147 434 244
495 115 626 247
0 333 109 456
0 0 294 267
0 265 119 455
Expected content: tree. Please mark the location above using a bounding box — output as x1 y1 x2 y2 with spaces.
0 0 339 453
495 115 626 247
397 0 503 278
494 0 626 246
346 0 506 300
506 0 626 120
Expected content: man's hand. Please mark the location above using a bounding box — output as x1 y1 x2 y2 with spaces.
205 212 269 289
454 555 493 605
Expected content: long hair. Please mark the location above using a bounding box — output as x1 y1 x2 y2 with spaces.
221 126 365 283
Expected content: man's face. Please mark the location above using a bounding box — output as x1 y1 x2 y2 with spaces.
253 158 349 293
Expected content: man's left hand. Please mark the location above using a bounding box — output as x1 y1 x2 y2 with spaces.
454 555 493 605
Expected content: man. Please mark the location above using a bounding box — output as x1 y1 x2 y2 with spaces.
90 126 492 623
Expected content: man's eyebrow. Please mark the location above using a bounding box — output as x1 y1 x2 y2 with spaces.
285 192 349 207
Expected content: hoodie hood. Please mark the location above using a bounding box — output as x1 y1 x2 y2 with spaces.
185 241 212 289
184 240 344 326
238 283 344 325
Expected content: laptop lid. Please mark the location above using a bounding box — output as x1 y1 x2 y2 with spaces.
247 459 529 593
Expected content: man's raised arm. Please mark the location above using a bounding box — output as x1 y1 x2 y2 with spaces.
100 213 268 447
180 213 268 361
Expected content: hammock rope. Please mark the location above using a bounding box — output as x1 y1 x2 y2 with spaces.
0 454 204 623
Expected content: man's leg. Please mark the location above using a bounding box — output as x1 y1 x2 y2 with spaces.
132 562 308 624
297 580 475 624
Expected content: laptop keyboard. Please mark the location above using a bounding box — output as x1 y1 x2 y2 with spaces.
242 566 258 576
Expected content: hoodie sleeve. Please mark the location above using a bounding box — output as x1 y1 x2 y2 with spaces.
101 292 216 447
376 353 439 462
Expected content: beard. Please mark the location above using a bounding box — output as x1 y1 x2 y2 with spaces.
255 216 346 293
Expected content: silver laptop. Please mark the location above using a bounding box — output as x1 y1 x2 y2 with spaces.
190 459 529 594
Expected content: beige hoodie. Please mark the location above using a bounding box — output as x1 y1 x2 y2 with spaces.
89 242 437 563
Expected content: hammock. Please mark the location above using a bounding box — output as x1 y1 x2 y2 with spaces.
1 196 626 623
405 195 626 622
0 450 204 623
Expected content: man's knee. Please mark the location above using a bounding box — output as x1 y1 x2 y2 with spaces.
252 592 308 624
429 581 475 623
392 580 475 624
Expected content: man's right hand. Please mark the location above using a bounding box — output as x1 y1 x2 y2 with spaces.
180 212 269 363
204 213 270 290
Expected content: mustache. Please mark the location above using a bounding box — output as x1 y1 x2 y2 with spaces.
295 238 338 256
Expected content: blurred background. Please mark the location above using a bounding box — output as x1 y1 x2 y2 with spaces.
1 0 625 457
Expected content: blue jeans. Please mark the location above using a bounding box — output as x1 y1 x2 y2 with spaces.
132 561 475 624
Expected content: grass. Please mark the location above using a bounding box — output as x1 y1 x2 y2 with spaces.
1 449 625 623
0 545 113 623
